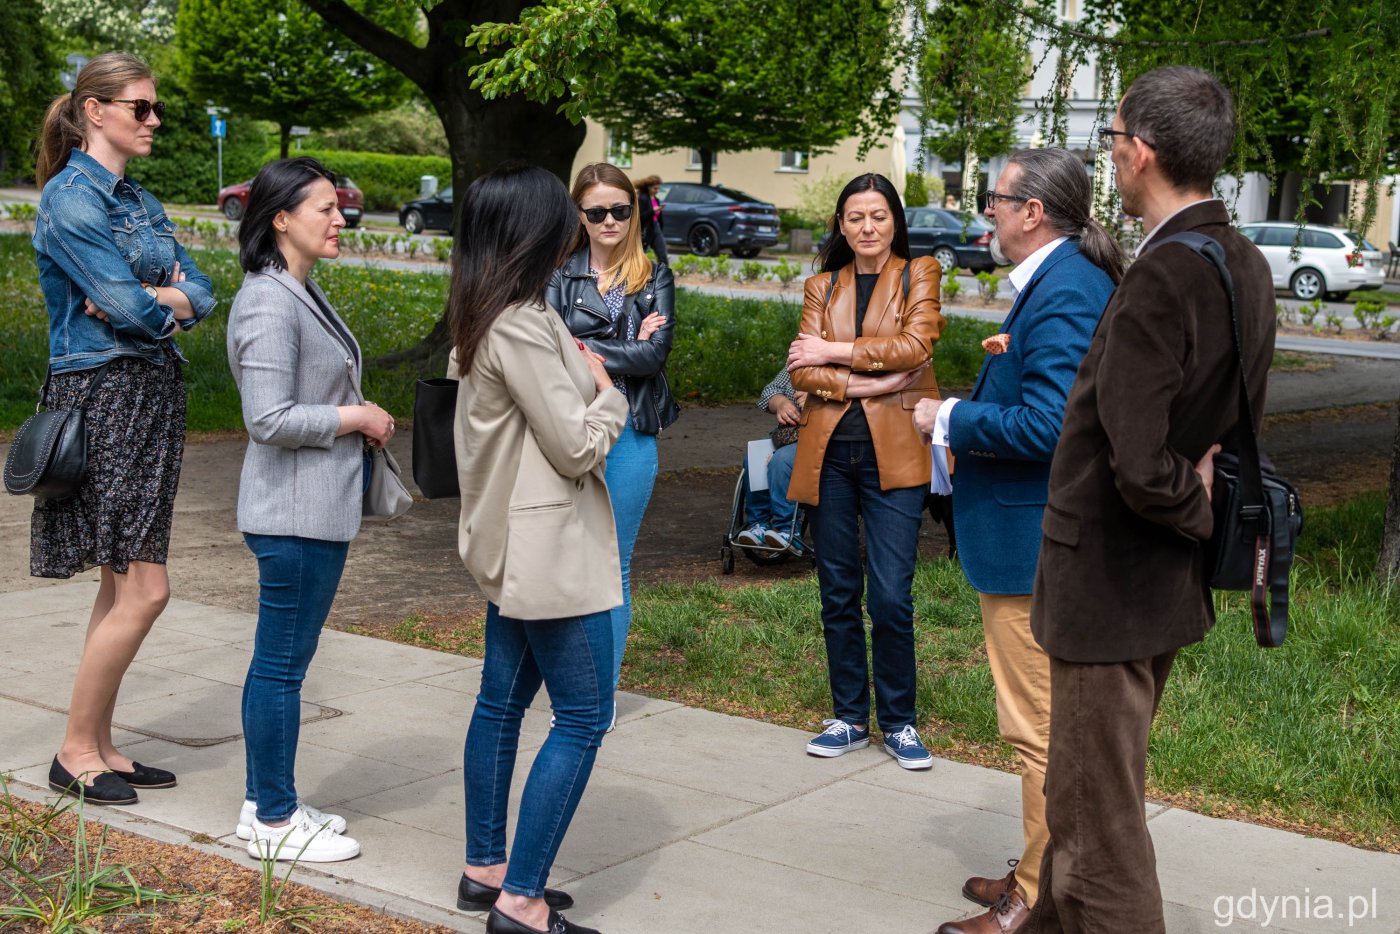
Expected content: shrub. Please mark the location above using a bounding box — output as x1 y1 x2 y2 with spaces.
431 238 453 264
974 271 1000 302
943 278 963 302
734 260 769 283
793 171 846 227
703 257 733 281
269 149 453 212
671 254 703 278
771 259 802 286
904 172 929 207
1299 298 1324 327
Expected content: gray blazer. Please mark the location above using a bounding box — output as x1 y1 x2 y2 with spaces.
227 268 366 542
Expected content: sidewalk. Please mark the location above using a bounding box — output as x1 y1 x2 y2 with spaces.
3 583 1397 933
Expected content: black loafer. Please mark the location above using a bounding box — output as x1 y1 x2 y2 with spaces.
485 907 598 934
109 761 177 789
458 873 574 911
48 756 138 806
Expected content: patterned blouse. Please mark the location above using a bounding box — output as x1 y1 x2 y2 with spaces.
594 269 635 397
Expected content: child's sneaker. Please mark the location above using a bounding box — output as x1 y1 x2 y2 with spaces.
735 523 767 546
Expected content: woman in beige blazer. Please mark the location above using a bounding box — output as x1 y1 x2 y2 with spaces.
449 164 625 934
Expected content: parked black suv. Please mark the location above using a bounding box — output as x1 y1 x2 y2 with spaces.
657 182 780 257
399 186 454 234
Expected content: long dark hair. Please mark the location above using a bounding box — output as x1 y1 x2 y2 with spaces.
816 173 911 273
449 163 579 373
238 157 337 273
36 51 154 185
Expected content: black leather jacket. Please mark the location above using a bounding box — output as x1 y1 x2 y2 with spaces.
545 246 680 435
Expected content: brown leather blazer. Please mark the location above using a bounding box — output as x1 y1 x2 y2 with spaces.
1031 201 1276 663
787 255 945 505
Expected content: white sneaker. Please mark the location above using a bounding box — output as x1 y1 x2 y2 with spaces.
237 799 347 841
735 523 767 546
246 806 361 863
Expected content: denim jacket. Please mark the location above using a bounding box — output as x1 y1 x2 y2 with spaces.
33 149 217 374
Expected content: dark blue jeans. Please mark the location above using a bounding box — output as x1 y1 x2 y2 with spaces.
464 603 612 898
809 439 924 733
241 533 350 823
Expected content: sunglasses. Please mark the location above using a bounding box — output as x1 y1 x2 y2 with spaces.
581 204 632 224
984 190 1030 209
99 98 166 121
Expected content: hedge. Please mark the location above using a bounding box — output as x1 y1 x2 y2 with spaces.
266 149 452 212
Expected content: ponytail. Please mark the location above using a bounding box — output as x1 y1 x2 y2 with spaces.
35 94 86 187
1078 218 1127 285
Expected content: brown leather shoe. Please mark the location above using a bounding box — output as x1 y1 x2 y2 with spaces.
937 892 1030 934
962 860 1019 907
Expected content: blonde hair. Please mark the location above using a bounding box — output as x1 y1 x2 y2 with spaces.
571 162 652 295
36 51 156 186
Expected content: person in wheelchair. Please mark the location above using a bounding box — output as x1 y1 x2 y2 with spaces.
736 368 807 554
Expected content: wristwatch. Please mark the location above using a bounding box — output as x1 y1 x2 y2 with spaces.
142 284 158 300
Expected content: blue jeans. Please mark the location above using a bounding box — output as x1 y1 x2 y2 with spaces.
464 603 612 898
809 440 924 733
604 423 657 692
742 442 798 530
241 533 350 823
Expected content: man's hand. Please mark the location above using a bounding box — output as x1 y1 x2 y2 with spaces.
1195 443 1221 500
912 397 941 440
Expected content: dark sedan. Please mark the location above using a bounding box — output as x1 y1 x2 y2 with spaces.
399 186 454 234
218 175 363 228
657 182 780 257
905 207 997 272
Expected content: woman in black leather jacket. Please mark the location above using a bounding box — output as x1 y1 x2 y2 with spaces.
545 163 678 728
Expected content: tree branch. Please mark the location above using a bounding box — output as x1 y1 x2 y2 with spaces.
301 0 429 87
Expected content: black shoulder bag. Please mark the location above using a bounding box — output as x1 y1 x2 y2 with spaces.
1148 232 1303 647
4 363 112 500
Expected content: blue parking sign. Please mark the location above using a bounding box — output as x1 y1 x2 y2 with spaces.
210 116 226 138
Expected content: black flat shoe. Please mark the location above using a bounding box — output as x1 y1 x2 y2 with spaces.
458 873 574 911
485 907 599 934
109 761 177 789
48 756 138 806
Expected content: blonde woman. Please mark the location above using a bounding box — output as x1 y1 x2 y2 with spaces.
544 163 677 720
31 51 216 804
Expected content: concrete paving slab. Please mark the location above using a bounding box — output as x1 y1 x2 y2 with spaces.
127 624 236 660
560 840 944 933
1161 899 1313 934
599 705 878 805
0 580 98 619
693 778 1003 913
0 658 213 710
0 610 88 655
111 680 329 746
1151 808 1400 932
306 630 478 683
140 640 397 703
855 753 1024 819
0 695 143 774
156 600 258 641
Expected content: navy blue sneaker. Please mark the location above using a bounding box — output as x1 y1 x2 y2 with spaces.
882 725 933 770
805 719 870 757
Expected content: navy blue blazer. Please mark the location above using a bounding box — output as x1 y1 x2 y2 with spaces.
947 240 1114 594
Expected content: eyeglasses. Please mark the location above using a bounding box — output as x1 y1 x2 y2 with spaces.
1096 126 1154 149
99 98 166 121
984 190 1030 209
581 204 632 224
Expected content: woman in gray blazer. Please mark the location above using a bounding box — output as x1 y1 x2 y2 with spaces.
226 158 393 864
451 165 623 934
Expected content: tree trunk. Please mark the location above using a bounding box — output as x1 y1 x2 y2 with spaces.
1379 401 1400 582
699 147 713 185
279 123 291 159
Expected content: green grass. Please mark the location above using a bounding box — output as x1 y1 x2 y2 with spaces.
617 492 1398 850
1 234 999 430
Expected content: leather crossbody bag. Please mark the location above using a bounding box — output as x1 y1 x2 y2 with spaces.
4 363 112 500
1148 232 1302 647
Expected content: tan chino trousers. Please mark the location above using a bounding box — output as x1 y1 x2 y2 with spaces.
979 592 1051 906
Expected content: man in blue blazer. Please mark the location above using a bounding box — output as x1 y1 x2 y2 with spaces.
914 148 1124 934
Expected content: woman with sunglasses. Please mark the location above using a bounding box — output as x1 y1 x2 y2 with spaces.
545 163 677 726
786 173 945 770
31 52 216 805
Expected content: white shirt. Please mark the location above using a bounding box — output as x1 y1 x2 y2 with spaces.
930 236 1069 445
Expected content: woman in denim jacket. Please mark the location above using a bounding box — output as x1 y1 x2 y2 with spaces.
31 52 216 806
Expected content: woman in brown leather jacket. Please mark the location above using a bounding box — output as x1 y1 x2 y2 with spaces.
786 173 946 769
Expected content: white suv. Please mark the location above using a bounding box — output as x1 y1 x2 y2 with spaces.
1238 222 1385 300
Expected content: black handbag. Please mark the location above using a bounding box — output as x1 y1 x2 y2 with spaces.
412 377 460 499
1149 232 1303 647
4 363 112 500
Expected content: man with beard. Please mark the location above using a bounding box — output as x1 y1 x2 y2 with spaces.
914 147 1123 934
1026 66 1275 932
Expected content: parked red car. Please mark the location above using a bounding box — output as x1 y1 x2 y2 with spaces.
217 175 363 228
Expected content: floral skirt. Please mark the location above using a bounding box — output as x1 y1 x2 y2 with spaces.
30 351 186 579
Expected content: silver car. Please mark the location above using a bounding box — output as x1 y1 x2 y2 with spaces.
1238 221 1385 300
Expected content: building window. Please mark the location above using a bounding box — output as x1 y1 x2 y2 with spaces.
607 132 632 169
687 149 717 171
778 150 809 173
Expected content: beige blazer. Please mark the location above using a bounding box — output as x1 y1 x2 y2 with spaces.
453 298 630 620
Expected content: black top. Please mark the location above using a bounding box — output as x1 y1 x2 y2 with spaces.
830 272 880 441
